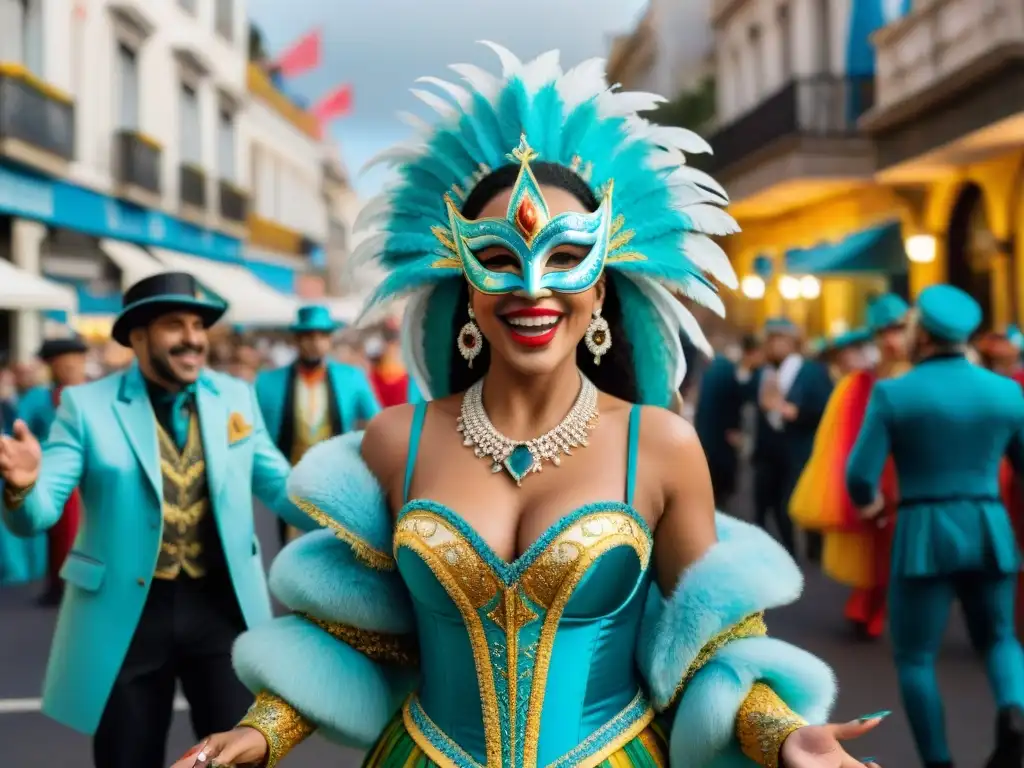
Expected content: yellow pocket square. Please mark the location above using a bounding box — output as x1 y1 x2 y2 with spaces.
228 412 253 444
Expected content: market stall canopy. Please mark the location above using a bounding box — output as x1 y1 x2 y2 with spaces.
0 259 76 311
785 222 906 275
99 239 166 288
149 248 299 327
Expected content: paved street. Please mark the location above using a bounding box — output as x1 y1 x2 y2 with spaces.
0 491 999 767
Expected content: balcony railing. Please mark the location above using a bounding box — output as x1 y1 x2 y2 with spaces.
218 180 246 223
180 164 206 209
0 64 74 165
114 130 161 195
871 0 1024 118
696 76 875 175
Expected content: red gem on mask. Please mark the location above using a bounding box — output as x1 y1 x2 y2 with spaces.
516 198 539 236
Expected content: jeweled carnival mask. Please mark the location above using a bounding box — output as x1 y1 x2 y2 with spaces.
444 136 613 298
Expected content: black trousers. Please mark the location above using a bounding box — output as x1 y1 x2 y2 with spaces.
752 456 796 555
707 459 738 511
92 575 250 768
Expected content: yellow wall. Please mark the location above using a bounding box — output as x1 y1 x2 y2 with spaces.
727 186 908 334
909 148 1024 330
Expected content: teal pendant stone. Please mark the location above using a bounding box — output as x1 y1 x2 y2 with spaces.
504 445 535 483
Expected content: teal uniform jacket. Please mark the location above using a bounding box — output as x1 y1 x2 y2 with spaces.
694 355 744 474
0 363 313 735
846 354 1024 577
784 360 834 489
254 361 381 456
0 396 45 585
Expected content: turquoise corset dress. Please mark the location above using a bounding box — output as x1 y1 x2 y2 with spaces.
363 405 668 768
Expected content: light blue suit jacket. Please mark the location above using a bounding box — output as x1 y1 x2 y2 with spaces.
255 360 380 451
1 363 312 735
17 385 57 439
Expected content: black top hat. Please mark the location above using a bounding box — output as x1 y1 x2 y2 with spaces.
38 333 89 361
111 271 228 347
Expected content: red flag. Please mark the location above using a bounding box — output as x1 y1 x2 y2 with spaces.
273 29 321 78
312 84 353 125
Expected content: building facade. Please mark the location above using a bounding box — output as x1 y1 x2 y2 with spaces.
862 0 1024 331
0 0 345 360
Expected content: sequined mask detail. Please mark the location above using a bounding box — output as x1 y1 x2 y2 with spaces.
444 135 614 298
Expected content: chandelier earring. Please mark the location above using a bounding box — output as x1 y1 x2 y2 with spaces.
584 306 612 365
457 304 484 367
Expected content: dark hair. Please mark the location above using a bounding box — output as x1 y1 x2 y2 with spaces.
448 163 638 402
741 333 760 354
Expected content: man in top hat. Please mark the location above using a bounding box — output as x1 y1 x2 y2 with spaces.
752 316 802 554
847 285 1024 768
0 272 312 767
255 304 380 545
16 331 90 604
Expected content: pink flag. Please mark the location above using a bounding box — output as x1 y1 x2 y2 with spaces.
273 29 322 78
313 84 353 128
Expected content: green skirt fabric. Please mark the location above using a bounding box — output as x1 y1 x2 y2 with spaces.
361 710 669 768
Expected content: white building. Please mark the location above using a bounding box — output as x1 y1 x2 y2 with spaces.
0 0 303 360
607 0 713 97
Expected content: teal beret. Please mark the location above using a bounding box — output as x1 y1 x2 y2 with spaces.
916 284 982 343
866 293 909 333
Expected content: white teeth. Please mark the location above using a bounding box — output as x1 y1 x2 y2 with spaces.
505 316 560 328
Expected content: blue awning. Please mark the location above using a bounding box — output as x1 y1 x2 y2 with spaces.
785 222 906 276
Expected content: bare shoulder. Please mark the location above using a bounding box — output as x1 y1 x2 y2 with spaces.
637 404 701 458
361 403 418 492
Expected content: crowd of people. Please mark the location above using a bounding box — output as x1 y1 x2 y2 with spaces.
1 40 1023 768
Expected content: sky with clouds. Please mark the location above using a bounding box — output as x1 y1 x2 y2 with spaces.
247 0 649 195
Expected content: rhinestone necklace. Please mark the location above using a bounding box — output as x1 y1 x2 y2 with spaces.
457 374 600 485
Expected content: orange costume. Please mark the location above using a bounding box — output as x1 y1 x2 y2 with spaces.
791 361 909 638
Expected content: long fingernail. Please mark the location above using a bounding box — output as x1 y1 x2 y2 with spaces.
858 759 876 764
858 710 891 722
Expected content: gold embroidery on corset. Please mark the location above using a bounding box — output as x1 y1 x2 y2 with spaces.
393 512 501 767
394 508 651 768
154 415 212 580
520 512 651 768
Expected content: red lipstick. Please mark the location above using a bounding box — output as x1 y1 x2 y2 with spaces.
501 306 563 348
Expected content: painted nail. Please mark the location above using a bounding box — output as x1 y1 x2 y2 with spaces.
858 710 891 722
859 759 876 765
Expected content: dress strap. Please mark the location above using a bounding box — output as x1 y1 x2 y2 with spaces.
626 404 641 505
403 402 429 503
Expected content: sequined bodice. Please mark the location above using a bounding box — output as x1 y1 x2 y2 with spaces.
394 499 654 768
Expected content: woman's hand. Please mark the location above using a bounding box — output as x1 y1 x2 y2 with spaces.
168 728 268 768
781 714 888 768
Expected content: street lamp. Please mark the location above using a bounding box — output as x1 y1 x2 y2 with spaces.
905 234 937 264
740 275 766 299
798 275 821 299
778 275 801 301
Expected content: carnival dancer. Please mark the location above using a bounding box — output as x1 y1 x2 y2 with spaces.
753 317 801 554
0 272 314 767
791 295 909 640
255 304 380 545
848 284 1024 768
694 334 761 508
14 332 90 604
172 44 887 768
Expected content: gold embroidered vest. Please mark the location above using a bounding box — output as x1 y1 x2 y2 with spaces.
154 412 219 580
290 377 333 464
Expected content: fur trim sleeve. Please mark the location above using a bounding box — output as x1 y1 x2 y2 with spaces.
287 431 395 571
635 513 836 767
233 437 419 754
